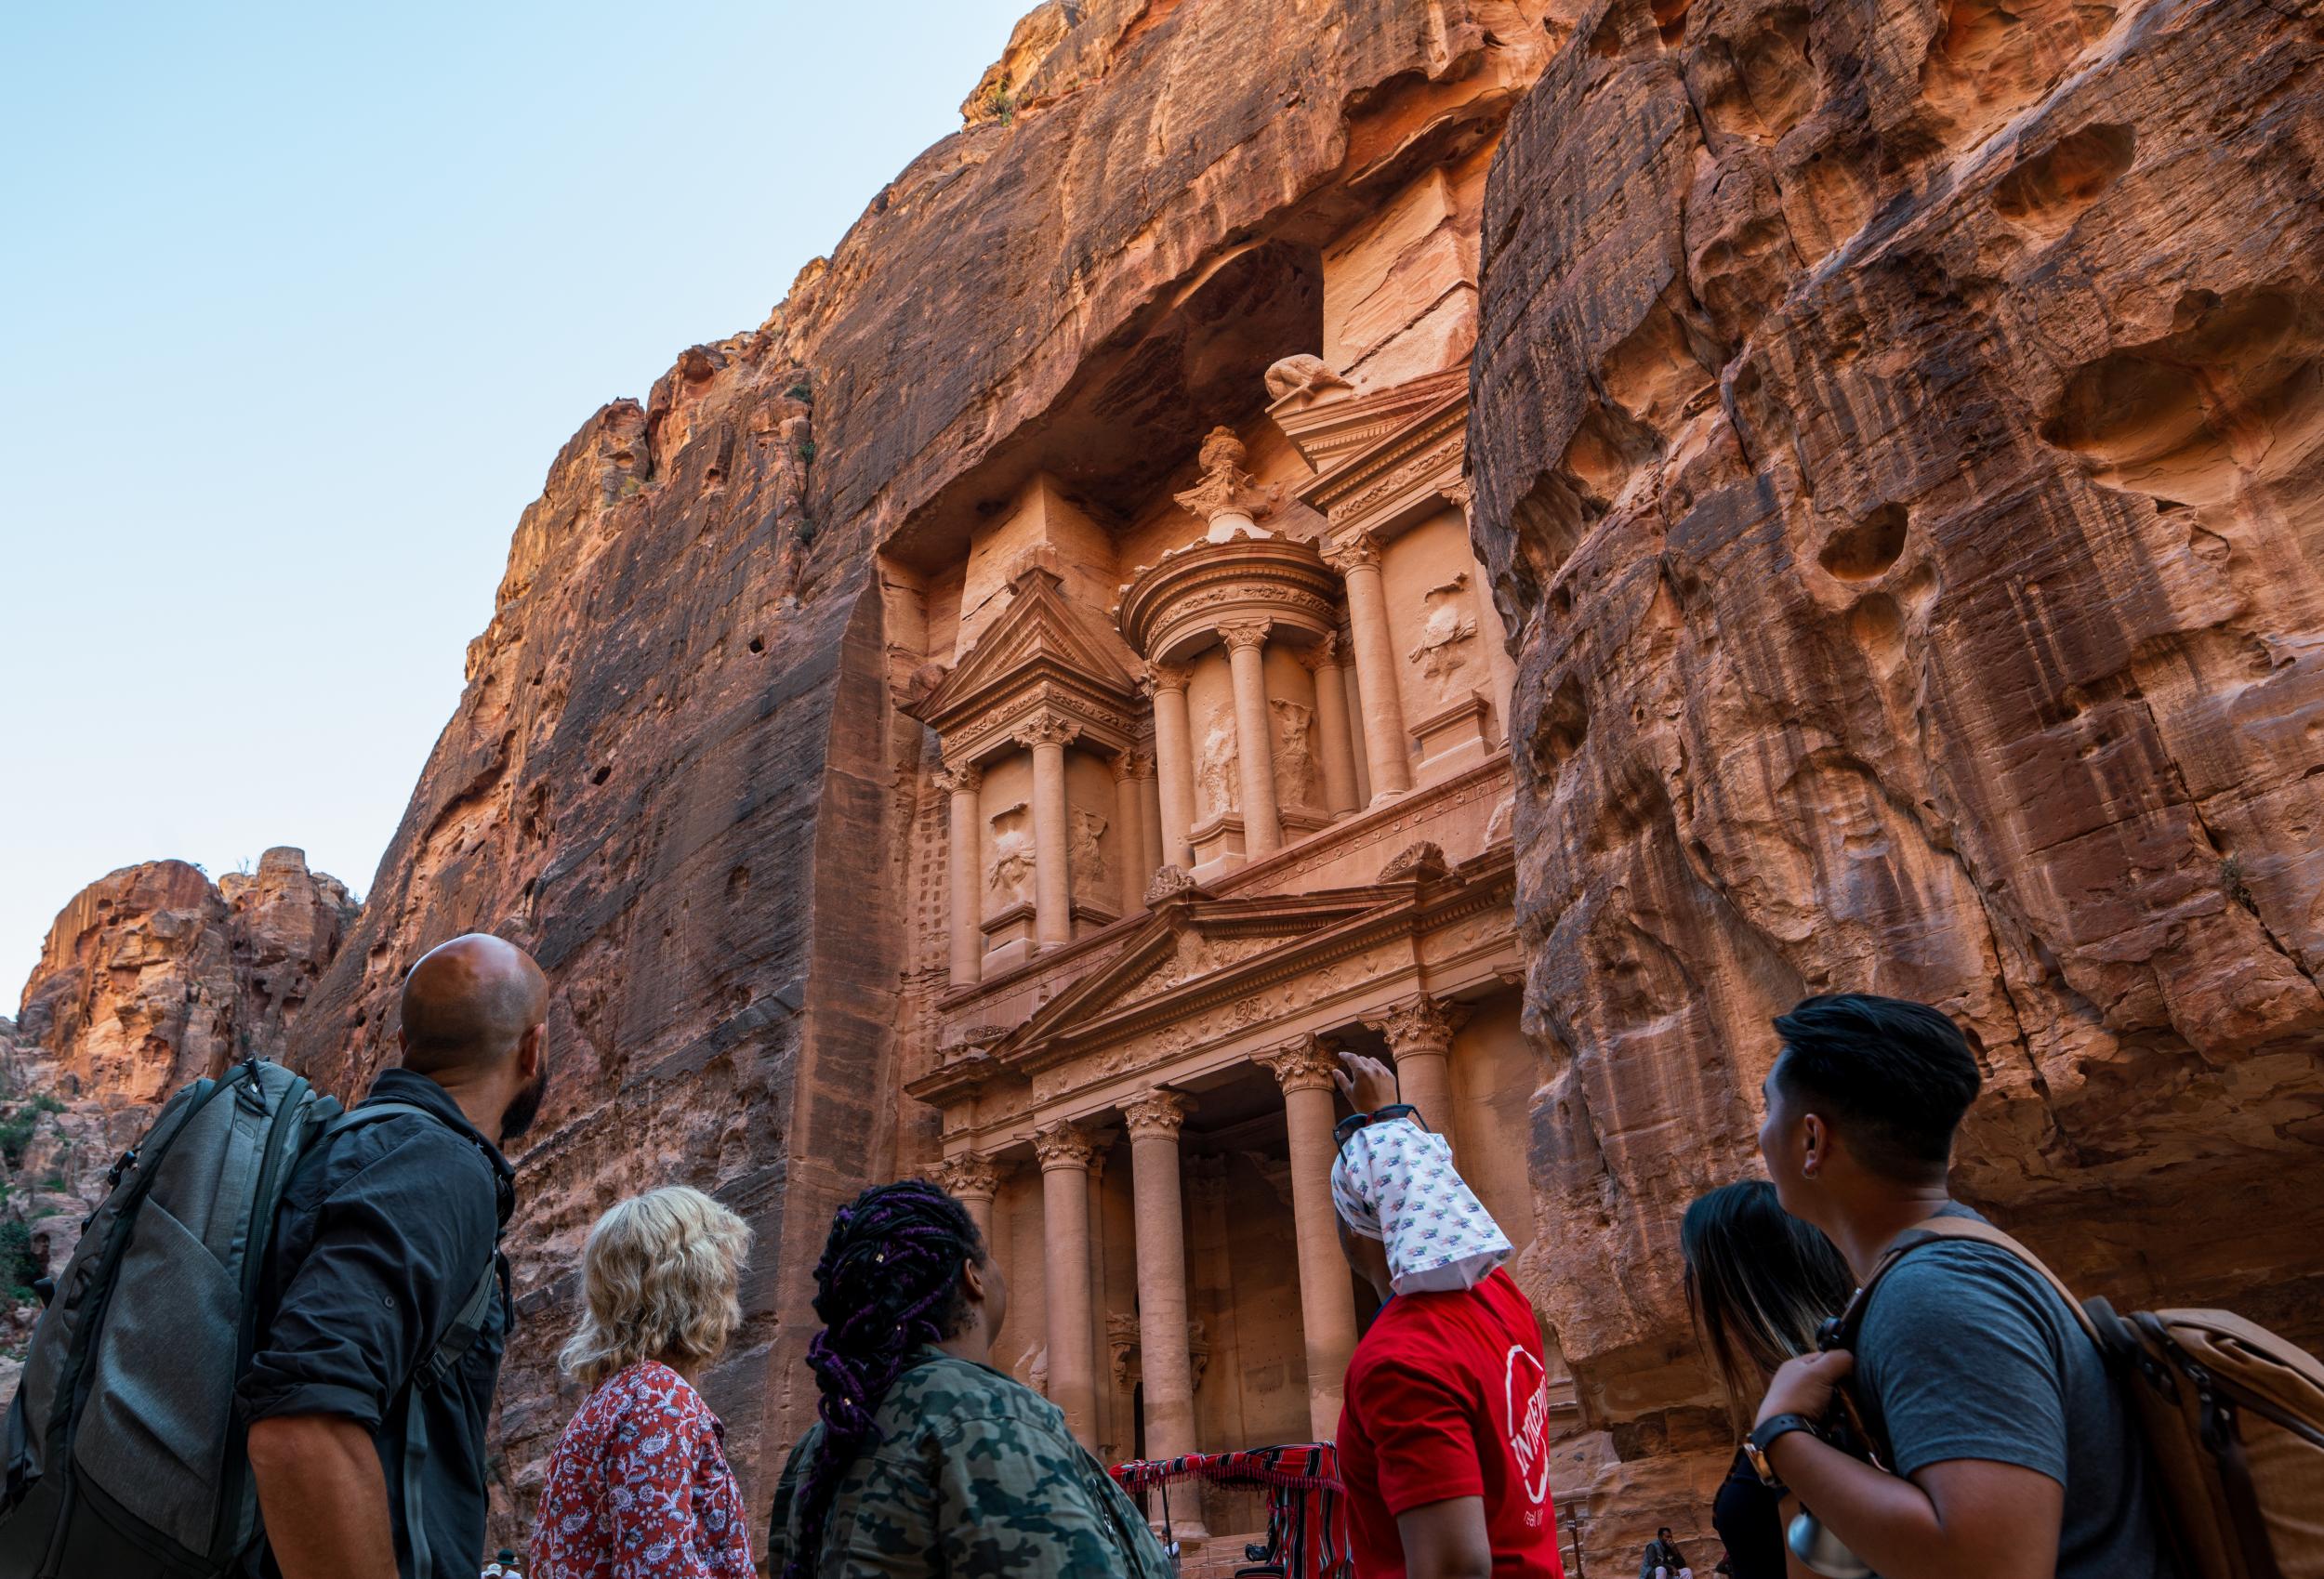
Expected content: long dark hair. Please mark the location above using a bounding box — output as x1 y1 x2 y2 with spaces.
1681 1179 1852 1417
785 1179 985 1579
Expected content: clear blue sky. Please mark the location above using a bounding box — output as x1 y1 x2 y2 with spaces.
1 0 1033 1006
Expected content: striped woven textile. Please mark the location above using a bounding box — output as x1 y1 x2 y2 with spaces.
1108 1443 1353 1578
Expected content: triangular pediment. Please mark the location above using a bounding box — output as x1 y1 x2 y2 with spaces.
910 568 1134 730
1001 883 1406 1059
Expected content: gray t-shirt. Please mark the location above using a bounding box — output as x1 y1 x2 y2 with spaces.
1855 1210 2176 1579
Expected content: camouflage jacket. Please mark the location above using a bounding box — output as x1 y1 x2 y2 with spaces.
764 1348 1174 1578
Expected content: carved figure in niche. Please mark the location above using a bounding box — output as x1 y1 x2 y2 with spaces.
1263 353 1353 402
1196 717 1240 822
1070 808 1109 892
1270 698 1319 811
987 803 1035 905
1409 571 1481 682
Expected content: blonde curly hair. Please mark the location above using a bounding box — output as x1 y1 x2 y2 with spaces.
559 1186 752 1388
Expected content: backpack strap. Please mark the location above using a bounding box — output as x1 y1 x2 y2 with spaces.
401 1260 498 1579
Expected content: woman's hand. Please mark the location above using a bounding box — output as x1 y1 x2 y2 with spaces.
1755 1349 1855 1428
1333 1048 1402 1114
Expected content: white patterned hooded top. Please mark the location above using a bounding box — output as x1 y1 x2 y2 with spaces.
1329 1115 1513 1296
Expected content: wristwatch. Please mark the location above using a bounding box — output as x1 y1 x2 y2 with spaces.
1744 1413 1817 1489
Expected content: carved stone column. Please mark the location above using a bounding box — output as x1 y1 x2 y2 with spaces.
1328 536 1412 800
1143 664 1197 870
1364 993 1467 1149
1219 620 1283 857
1300 637 1360 818
1340 642 1372 808
1123 1087 1203 1509
1034 1119 1099 1447
1113 750 1155 914
936 764 983 987
1258 1034 1358 1437
931 1151 1002 1243
1017 719 1078 949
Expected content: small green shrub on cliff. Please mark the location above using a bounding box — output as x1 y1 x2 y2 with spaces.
0 1222 41 1303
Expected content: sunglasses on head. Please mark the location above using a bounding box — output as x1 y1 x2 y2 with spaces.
1335 1103 1423 1151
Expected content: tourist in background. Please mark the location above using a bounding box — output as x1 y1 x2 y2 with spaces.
1681 1179 1852 1579
1329 1048 1564 1579
1746 993 2177 1579
763 1178 1171 1579
529 1186 755 1579
1639 1527 1693 1579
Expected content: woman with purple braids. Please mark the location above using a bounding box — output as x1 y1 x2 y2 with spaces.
762 1178 1172 1579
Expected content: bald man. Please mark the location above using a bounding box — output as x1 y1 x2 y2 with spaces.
238 935 549 1579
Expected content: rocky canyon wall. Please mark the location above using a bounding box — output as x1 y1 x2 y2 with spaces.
278 0 1560 1536
1468 0 2324 1553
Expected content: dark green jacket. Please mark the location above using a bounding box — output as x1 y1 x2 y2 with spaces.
765 1348 1174 1578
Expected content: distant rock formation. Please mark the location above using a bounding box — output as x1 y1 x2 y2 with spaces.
0 849 356 1395
16 849 355 1103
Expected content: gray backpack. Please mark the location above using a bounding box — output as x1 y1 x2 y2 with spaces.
0 1059 496 1579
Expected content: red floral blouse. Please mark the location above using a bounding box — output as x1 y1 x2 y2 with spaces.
530 1361 755 1579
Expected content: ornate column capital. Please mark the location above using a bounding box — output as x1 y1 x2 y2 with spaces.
1034 1118 1098 1172
1113 747 1156 783
1363 993 1467 1059
1297 633 1343 673
1259 1033 1342 1095
1014 717 1082 751
933 763 983 796
930 1151 1004 1202
1218 619 1273 654
1325 534 1383 575
1121 1086 1195 1141
1444 477 1474 512
1139 661 1192 697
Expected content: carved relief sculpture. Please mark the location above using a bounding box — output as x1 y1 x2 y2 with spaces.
1271 698 1319 810
1263 353 1354 402
1410 572 1481 682
1070 808 1110 893
987 803 1035 904
1196 717 1240 821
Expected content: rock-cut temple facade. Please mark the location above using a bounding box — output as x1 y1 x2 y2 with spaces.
884 155 1552 1532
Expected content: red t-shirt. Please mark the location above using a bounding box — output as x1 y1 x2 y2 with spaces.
1337 1269 1565 1579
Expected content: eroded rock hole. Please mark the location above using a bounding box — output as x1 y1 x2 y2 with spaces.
1820 503 1909 580
1532 676 1591 779
747 636 765 653
590 765 612 786
1992 124 2134 236
2040 286 2324 526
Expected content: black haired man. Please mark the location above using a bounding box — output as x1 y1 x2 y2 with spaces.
1747 993 2174 1579
1640 1526 1691 1579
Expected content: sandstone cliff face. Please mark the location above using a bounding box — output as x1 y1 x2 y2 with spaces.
1468 0 2324 1554
282 0 1558 1535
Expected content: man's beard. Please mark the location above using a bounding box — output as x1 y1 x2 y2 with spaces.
499 1063 550 1144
